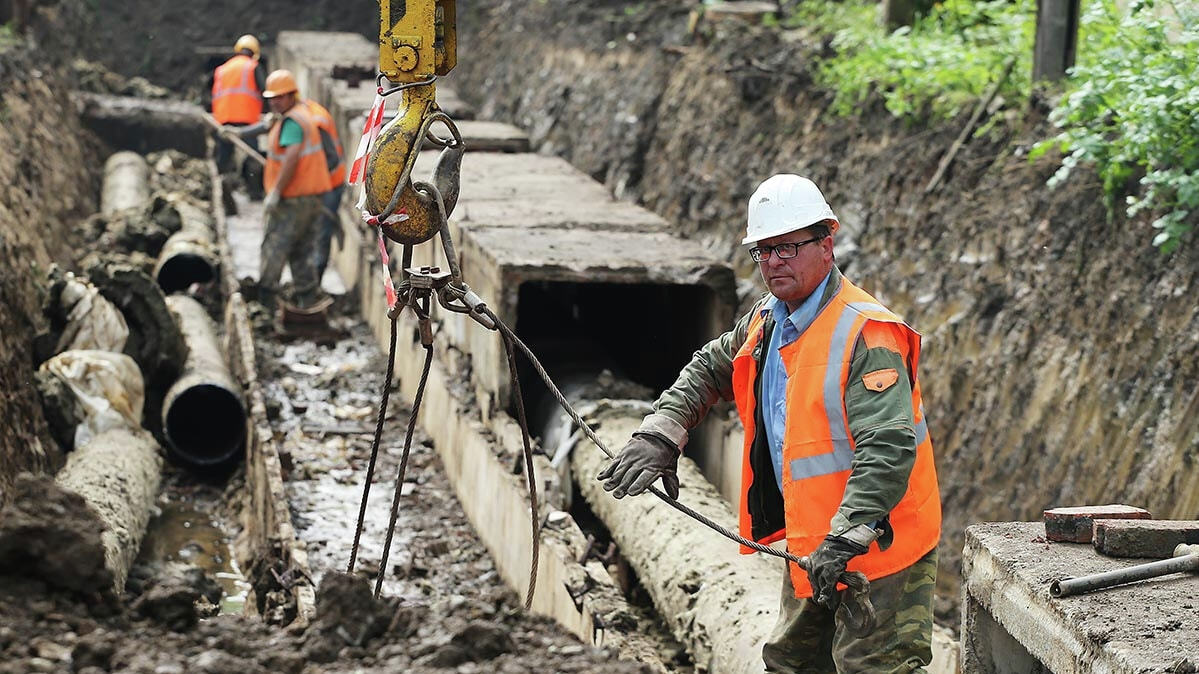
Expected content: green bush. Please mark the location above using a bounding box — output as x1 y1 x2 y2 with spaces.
1033 0 1199 252
789 0 1033 120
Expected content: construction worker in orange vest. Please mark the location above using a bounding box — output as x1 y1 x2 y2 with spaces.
222 97 344 281
256 69 331 313
208 34 266 174
598 174 941 672
302 98 345 282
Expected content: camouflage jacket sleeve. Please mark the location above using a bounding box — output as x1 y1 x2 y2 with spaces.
637 302 762 450
829 322 918 549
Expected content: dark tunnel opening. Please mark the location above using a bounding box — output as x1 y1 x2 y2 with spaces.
164 384 247 468
515 280 719 442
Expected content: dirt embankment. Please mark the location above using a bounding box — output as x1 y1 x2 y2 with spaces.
453 0 1199 618
84 0 377 92
0 13 101 488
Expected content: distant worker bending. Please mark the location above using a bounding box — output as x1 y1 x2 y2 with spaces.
207 34 266 174
256 69 331 314
598 174 942 673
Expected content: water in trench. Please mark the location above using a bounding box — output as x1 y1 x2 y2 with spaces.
136 495 251 614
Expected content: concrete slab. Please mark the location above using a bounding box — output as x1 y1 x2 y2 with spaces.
410 151 667 230
962 522 1199 673
274 31 376 106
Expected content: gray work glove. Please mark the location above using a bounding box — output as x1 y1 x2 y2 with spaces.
806 535 869 609
596 433 680 500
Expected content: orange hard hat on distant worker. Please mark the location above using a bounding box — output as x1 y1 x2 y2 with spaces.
262 70 298 99
233 34 260 58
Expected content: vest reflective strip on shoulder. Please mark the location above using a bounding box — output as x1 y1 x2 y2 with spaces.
915 404 929 445
213 61 257 100
788 301 888 482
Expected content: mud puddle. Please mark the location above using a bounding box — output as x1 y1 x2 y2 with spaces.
134 479 250 615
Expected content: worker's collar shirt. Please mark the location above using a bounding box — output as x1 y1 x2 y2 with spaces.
760 270 834 492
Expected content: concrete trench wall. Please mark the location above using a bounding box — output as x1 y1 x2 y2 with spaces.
208 158 317 625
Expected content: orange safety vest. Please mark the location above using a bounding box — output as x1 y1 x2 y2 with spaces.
731 277 941 598
304 99 345 188
264 105 333 198
211 54 262 125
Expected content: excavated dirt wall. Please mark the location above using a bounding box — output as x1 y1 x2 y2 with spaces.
0 14 101 489
84 0 376 92
453 0 1199 618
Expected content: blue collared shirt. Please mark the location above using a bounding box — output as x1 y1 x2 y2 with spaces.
760 270 833 492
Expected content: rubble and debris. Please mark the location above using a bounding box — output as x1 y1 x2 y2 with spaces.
0 473 115 594
38 350 143 447
82 259 186 432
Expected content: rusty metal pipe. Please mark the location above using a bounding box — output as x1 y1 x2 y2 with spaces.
1050 544 1199 597
162 296 246 468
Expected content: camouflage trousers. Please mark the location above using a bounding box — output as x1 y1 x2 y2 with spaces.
762 548 937 674
260 195 321 309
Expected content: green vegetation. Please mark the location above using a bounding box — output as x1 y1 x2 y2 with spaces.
777 0 1199 250
786 0 1034 120
1032 0 1199 252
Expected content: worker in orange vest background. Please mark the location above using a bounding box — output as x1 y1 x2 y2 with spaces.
221 93 344 287
303 98 345 282
256 69 331 314
207 34 266 175
598 174 941 672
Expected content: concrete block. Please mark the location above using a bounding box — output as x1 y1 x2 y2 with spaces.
1093 519 1199 558
1043 504 1151 543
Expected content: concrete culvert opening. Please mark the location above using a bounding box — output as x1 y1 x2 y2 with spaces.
164 383 247 467
514 280 722 396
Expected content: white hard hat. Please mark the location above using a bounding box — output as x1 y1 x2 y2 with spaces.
743 174 839 245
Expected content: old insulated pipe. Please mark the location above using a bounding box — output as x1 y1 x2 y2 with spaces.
154 198 217 293
101 151 150 214
162 295 247 467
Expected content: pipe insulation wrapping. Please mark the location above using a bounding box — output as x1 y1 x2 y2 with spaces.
55 427 163 594
101 151 150 214
567 401 782 674
162 295 247 467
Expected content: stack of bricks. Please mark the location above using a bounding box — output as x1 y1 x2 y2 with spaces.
1043 504 1199 558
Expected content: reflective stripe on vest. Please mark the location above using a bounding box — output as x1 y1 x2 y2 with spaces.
212 55 261 124
789 301 888 482
304 100 345 188
264 105 333 198
732 276 941 598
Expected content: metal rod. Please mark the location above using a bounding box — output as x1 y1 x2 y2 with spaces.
1050 552 1199 597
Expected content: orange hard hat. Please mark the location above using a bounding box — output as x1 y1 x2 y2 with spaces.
263 70 298 99
233 34 260 58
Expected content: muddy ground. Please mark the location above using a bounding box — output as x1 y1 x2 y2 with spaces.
242 316 645 672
